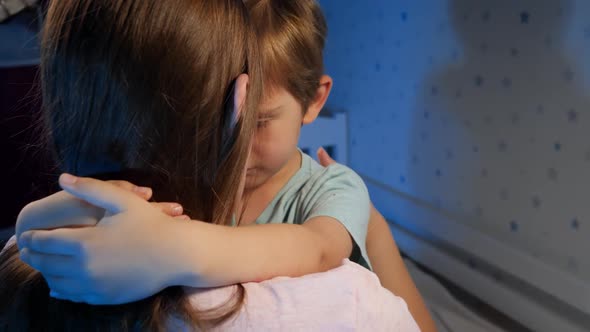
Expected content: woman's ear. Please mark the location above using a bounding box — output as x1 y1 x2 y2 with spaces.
303 75 333 125
234 74 249 119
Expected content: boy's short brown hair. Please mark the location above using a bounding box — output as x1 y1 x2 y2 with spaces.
246 0 327 109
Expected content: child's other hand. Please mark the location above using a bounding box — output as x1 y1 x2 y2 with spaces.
317 147 336 167
16 180 188 246
17 174 187 305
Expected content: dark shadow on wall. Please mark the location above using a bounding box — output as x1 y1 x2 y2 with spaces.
403 0 590 324
407 0 588 233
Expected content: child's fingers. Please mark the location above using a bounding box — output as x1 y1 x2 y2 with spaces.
19 228 87 256
19 247 77 277
150 202 184 217
48 288 86 303
107 180 153 200
16 191 99 239
58 174 143 214
317 147 336 167
174 214 191 221
46 281 92 303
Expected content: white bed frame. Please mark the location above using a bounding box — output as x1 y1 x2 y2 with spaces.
298 112 348 164
299 112 590 332
367 180 590 332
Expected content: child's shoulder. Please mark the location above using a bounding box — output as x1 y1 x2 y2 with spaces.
300 152 367 192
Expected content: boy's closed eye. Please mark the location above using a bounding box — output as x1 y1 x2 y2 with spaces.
256 111 278 128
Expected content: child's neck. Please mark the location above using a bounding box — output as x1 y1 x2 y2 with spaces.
239 150 302 225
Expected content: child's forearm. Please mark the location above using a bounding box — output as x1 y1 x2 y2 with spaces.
167 220 332 288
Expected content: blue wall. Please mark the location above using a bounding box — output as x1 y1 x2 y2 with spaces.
320 0 590 283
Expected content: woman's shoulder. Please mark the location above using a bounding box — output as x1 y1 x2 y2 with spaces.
183 259 366 308
183 260 420 331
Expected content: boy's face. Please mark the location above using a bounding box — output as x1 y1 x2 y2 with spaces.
244 87 305 191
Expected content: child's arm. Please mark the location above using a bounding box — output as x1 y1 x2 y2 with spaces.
317 147 437 332
17 174 358 304
366 205 438 332
169 215 353 286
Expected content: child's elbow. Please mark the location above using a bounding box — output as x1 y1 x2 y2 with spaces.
302 217 352 272
318 244 349 272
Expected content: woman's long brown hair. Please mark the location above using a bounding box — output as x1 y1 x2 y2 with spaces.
0 0 263 330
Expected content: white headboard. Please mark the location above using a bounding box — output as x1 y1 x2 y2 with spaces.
298 112 348 164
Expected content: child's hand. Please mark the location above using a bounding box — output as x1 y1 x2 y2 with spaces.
15 180 188 247
317 147 336 167
16 174 190 305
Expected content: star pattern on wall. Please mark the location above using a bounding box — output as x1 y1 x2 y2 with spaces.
547 168 559 181
532 196 542 208
571 219 580 230
474 75 484 87
567 109 578 123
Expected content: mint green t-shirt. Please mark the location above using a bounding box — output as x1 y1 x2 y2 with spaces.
251 151 372 270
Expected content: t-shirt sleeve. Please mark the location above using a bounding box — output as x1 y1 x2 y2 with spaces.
300 164 371 268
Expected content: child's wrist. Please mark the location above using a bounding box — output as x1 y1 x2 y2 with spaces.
161 219 210 288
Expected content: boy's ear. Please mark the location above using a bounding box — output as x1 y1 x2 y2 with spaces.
303 75 333 125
